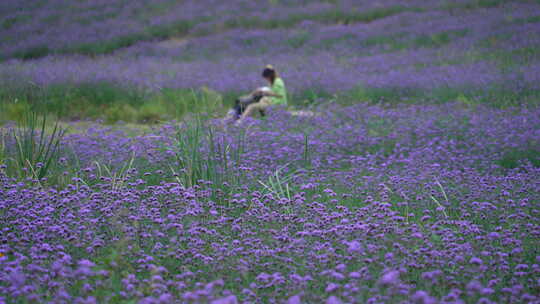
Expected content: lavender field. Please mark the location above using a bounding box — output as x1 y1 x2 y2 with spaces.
1 0 540 303
1 0 540 122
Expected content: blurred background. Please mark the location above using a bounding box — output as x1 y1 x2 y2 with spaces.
1 0 539 123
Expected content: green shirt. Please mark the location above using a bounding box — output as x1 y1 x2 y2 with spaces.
270 78 287 105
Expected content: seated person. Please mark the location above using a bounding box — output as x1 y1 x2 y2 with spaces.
229 65 287 123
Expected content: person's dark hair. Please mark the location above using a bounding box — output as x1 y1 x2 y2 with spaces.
262 65 277 84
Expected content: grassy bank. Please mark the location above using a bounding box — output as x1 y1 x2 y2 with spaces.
1 81 539 124
0 83 233 124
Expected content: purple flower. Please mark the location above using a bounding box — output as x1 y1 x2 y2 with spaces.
211 295 238 304
326 296 342 304
325 283 340 293
378 270 400 287
287 295 302 304
469 257 483 265
412 290 437 304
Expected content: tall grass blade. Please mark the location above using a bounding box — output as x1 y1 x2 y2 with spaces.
9 110 65 181
170 117 245 194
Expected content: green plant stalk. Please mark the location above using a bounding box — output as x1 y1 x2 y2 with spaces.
11 110 65 181
170 118 246 198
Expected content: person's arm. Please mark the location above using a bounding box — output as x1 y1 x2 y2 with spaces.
252 88 281 98
263 80 284 98
262 91 282 98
